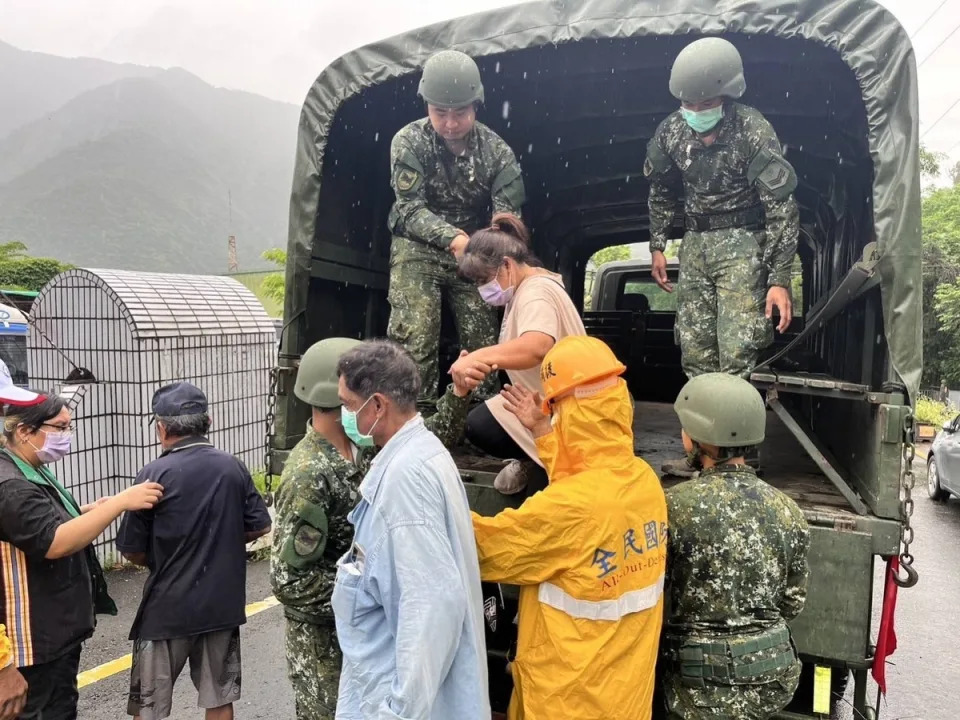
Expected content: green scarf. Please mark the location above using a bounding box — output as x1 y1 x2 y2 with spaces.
1 447 117 616
2 448 81 518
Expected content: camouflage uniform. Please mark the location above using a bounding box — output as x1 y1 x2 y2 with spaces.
387 118 525 407
269 388 471 719
663 465 809 719
646 102 799 379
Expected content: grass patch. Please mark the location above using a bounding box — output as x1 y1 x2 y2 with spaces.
252 471 283 496
915 395 957 427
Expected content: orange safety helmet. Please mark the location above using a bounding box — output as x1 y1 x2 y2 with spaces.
540 335 626 412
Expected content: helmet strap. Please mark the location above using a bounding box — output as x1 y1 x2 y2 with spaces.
694 441 746 467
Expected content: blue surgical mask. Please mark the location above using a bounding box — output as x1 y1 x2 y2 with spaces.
681 105 724 134
341 396 379 448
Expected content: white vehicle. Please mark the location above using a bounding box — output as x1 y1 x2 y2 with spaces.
0 302 30 386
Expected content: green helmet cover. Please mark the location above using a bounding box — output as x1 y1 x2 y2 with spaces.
674 373 765 447
418 50 485 107
295 337 361 409
669 37 746 102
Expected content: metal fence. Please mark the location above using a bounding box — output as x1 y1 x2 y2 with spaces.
27 269 276 564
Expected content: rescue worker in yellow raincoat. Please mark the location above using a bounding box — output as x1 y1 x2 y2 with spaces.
472 335 668 720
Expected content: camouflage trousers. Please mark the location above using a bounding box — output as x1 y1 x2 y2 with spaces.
284 619 342 720
387 235 499 408
676 228 773 379
664 660 801 719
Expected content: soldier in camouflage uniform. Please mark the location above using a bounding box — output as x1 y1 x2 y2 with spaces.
388 49 526 412
645 37 799 476
269 337 476 720
663 373 810 719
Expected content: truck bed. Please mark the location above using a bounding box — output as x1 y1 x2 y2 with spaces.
455 400 857 518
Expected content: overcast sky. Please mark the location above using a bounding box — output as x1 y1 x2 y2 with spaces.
1 0 958 161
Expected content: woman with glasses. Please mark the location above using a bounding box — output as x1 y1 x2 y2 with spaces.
0 388 163 719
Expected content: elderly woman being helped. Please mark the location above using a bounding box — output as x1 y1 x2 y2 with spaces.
451 213 586 494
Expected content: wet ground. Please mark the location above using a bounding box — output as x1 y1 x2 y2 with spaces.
834 447 960 720
77 560 295 719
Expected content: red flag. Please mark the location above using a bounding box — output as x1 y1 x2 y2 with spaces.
871 556 900 694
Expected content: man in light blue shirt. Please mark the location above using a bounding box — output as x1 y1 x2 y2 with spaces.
331 340 489 720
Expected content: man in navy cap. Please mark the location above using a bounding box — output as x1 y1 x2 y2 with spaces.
117 382 271 720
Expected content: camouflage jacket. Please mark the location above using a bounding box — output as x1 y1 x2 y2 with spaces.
665 465 809 639
387 118 525 249
269 386 471 619
646 102 800 288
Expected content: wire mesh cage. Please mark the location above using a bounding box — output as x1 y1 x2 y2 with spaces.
27 269 277 564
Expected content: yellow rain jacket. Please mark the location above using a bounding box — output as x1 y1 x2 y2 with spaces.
473 379 668 720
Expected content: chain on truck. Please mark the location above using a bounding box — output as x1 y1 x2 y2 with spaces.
264 0 925 717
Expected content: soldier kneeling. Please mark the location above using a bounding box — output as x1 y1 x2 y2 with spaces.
662 373 810 719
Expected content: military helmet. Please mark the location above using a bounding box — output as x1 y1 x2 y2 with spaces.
418 50 485 107
540 336 626 412
669 37 746 102
674 373 765 447
294 337 362 409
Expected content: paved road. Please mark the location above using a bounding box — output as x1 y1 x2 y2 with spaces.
78 561 295 719
837 451 960 720
78 454 959 720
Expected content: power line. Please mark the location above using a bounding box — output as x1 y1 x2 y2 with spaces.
911 0 952 38
921 96 960 140
918 21 960 68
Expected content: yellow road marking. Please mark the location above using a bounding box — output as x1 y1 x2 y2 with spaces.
244 595 281 615
77 654 132 688
77 594 281 689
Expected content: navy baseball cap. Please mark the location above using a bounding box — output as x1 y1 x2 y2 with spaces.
152 382 208 416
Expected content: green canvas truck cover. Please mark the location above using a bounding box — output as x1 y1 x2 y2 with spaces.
284 0 922 402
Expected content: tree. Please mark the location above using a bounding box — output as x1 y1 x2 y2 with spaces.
0 242 71 291
588 245 631 268
0 241 28 261
921 184 960 386
951 160 960 189
920 144 946 180
261 248 286 304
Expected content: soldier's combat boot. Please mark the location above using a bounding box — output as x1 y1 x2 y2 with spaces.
661 450 701 478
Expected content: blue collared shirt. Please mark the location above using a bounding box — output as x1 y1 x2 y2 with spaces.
332 415 489 720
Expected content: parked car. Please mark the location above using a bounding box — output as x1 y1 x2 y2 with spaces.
928 415 960 500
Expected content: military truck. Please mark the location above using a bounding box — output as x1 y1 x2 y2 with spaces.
271 1 923 717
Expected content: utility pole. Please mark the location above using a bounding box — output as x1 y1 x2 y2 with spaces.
227 236 239 273
227 188 239 272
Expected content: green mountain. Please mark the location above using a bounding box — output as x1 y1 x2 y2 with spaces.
0 39 161 141
0 42 299 274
